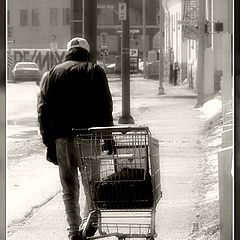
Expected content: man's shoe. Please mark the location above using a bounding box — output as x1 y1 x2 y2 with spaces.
81 211 98 239
85 222 98 237
69 231 82 240
81 222 98 240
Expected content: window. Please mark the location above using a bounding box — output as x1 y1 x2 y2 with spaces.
32 9 39 26
50 8 58 26
20 9 28 26
63 8 70 25
129 8 141 26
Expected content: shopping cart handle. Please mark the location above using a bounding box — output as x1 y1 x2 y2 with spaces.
72 125 149 135
97 153 134 161
72 128 91 136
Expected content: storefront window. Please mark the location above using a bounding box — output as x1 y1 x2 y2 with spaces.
20 9 28 26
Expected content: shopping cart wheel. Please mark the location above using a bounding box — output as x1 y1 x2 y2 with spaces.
146 236 154 240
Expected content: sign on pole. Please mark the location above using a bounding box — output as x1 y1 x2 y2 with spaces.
118 2 127 20
130 49 139 74
100 32 108 46
130 49 138 57
100 46 109 57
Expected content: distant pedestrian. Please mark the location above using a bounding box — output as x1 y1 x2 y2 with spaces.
38 37 114 240
169 62 173 84
173 62 180 86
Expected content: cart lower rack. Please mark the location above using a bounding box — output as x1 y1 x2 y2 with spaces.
73 126 161 240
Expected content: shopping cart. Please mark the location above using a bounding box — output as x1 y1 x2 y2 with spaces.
72 126 161 240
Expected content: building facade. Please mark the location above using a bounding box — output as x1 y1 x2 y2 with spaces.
162 0 189 83
8 0 161 61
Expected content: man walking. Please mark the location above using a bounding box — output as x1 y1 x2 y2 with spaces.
38 37 114 240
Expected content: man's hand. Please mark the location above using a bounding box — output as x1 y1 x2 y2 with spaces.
46 142 58 165
102 139 116 155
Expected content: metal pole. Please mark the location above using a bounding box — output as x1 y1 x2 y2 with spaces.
70 0 83 38
195 0 206 107
82 0 85 38
142 0 147 78
118 0 134 124
84 0 97 63
158 0 164 95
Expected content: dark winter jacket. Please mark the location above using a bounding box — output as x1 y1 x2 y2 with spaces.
37 49 113 147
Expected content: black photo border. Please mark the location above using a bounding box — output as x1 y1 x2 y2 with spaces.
0 0 6 239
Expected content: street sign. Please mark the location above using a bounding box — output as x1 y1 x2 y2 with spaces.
177 20 198 26
100 32 108 46
8 55 13 68
118 3 127 21
129 49 139 74
117 29 140 34
130 29 139 34
130 49 138 57
214 22 223 32
100 46 109 57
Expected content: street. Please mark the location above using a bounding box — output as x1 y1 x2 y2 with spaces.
7 77 221 240
7 81 61 229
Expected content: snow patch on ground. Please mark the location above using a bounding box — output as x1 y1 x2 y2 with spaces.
190 95 222 240
199 98 222 120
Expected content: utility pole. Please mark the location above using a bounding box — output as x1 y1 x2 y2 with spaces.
158 0 165 95
195 0 206 107
142 0 147 78
118 0 134 124
84 0 97 63
70 0 83 38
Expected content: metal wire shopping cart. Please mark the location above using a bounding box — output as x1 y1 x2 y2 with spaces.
72 126 161 240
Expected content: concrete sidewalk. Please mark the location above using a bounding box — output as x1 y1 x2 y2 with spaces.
8 78 209 240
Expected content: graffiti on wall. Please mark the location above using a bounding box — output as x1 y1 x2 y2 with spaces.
9 49 67 74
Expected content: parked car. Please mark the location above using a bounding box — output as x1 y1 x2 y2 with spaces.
106 63 115 74
114 56 144 74
12 62 40 85
138 59 144 73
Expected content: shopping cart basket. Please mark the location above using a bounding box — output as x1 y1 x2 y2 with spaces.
72 126 161 240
